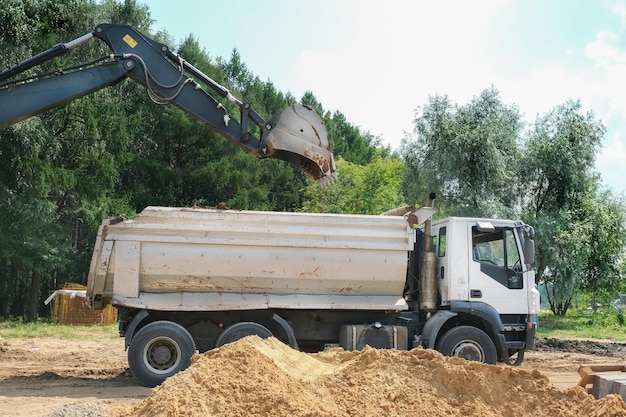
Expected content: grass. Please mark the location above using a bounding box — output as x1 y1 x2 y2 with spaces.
536 309 626 341
0 319 119 341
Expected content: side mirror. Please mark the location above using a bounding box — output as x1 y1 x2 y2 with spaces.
523 239 535 266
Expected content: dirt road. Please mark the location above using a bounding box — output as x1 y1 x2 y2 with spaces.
0 336 148 416
0 335 625 417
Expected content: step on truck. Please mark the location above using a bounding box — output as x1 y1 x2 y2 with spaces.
85 194 539 387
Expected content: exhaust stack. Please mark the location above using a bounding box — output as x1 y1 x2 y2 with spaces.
419 193 438 313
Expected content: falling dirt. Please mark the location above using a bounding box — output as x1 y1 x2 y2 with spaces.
3 335 626 416
114 336 626 417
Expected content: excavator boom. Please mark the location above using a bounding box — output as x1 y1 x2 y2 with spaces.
0 24 336 185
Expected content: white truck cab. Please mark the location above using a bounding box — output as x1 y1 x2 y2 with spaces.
432 217 540 316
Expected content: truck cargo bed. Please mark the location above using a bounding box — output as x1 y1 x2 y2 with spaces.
86 207 416 311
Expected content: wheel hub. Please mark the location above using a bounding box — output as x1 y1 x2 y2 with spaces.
145 338 179 371
452 342 484 361
152 344 173 365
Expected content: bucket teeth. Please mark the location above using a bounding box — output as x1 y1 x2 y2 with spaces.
265 104 337 185
316 171 337 187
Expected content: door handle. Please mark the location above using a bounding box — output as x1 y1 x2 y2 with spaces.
470 289 482 298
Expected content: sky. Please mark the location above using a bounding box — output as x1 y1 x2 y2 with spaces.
146 0 626 195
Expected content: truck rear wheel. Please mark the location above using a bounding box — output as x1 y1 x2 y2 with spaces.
215 322 273 347
435 326 497 364
128 320 196 387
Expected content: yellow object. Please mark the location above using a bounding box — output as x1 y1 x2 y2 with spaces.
49 283 117 325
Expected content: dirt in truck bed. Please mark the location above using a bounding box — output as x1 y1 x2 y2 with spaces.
1 335 626 417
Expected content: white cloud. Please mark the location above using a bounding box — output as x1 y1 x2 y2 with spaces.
596 131 626 193
497 64 585 122
611 1 626 20
291 1 506 147
586 31 623 67
598 133 626 163
583 9 626 118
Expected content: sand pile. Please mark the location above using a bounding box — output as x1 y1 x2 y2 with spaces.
115 336 626 417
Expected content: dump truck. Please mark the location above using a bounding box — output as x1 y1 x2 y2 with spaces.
85 195 539 387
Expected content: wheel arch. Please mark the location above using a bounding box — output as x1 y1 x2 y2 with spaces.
422 310 458 349
424 302 506 357
271 313 299 350
448 301 507 358
124 309 150 350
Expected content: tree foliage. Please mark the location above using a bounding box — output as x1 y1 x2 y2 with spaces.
0 0 383 320
402 87 522 217
521 100 604 215
520 100 609 315
301 156 406 215
581 189 626 304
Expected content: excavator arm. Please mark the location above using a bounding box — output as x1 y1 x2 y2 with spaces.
0 24 336 185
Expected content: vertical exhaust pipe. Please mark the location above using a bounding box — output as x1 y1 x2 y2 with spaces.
419 193 437 314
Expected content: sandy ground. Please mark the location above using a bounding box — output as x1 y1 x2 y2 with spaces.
0 336 147 417
0 335 625 417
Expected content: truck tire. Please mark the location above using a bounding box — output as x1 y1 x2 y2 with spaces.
215 322 273 347
435 326 497 364
128 320 196 387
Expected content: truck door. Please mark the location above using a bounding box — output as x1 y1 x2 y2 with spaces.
467 222 528 315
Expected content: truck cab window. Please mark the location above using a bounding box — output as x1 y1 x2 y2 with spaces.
437 227 446 257
505 230 522 270
472 227 523 289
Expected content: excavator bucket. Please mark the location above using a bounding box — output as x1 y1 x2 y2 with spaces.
264 104 337 187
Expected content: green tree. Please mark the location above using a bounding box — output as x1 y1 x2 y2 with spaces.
402 87 522 218
521 100 604 215
520 100 607 315
0 0 146 319
580 188 626 308
536 188 626 316
301 156 406 215
536 210 591 315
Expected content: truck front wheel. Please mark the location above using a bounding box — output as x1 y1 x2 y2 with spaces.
435 326 497 364
128 320 196 387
